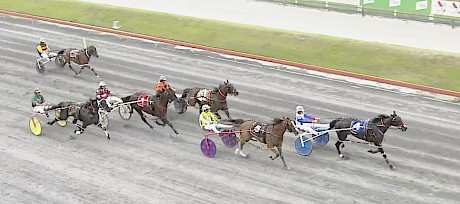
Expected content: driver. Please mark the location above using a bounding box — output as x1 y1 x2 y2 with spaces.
199 104 232 134
295 105 328 136
36 38 57 65
31 87 56 117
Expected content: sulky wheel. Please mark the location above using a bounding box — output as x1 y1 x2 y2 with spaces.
313 133 329 146
295 136 313 156
29 117 42 136
36 61 45 73
201 138 217 158
118 104 132 120
220 130 237 148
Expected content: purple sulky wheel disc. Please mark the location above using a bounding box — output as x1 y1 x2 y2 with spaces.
220 130 237 148
201 138 217 158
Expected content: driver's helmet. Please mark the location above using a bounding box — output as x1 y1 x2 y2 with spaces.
39 38 46 45
202 104 211 112
159 75 167 82
98 81 107 88
33 87 41 94
296 105 305 114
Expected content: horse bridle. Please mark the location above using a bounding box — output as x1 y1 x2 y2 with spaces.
379 116 405 130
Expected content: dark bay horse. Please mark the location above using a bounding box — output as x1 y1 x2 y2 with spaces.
180 79 238 119
328 111 407 169
121 87 179 134
47 99 110 140
57 45 99 77
235 117 299 168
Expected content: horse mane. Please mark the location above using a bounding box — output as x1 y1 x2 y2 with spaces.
273 117 283 124
371 114 389 123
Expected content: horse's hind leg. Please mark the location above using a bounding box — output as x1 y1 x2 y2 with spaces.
47 118 58 126
68 63 79 76
235 136 248 158
335 132 347 159
136 109 154 129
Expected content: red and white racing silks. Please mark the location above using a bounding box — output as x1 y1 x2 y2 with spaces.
96 88 111 100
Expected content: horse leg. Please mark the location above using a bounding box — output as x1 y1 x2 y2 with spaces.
74 123 84 135
269 146 280 160
214 111 222 120
335 132 347 159
47 118 58 126
161 118 179 134
223 108 232 120
68 63 79 76
235 138 248 158
97 123 110 140
276 146 288 168
88 66 99 77
376 147 394 169
136 109 154 129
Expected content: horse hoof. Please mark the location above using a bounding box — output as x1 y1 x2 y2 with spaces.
75 130 81 135
339 154 348 160
96 75 100 78
389 165 396 170
47 122 53 126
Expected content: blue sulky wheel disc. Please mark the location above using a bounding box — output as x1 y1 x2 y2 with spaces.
201 138 217 158
295 136 313 156
313 133 329 146
29 117 42 136
220 130 237 148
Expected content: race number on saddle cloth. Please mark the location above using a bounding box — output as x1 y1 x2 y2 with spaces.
31 87 56 115
199 104 232 134
350 120 368 135
250 122 268 138
295 105 328 136
197 89 210 102
137 93 150 107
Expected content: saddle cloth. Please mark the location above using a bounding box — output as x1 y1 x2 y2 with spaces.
250 122 269 138
197 89 210 102
137 93 150 107
350 120 368 135
69 49 79 58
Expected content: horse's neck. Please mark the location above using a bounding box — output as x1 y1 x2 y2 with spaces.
217 86 227 99
377 118 391 133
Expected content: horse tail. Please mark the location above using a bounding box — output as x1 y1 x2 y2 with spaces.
181 88 192 98
329 119 340 130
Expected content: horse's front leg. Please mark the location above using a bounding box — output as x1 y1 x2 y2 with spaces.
88 66 99 78
97 123 110 140
235 139 248 158
377 147 395 170
162 118 179 134
214 111 222 120
223 108 232 120
74 123 84 135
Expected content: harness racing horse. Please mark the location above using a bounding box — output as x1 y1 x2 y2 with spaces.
121 87 179 134
328 111 407 169
47 99 110 139
235 117 299 168
57 45 99 77
180 79 239 119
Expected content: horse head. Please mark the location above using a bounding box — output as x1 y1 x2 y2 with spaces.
87 45 99 58
85 97 99 113
273 116 299 136
372 111 407 132
389 111 407 131
221 79 239 96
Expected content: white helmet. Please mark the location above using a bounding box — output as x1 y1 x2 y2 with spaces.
39 38 46 43
159 75 167 81
202 104 211 112
296 105 305 113
98 81 107 87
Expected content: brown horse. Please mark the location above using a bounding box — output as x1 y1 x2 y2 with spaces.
235 116 299 168
57 45 99 77
180 79 238 119
121 87 179 134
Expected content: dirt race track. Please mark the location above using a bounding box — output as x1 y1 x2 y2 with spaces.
1 15 460 204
